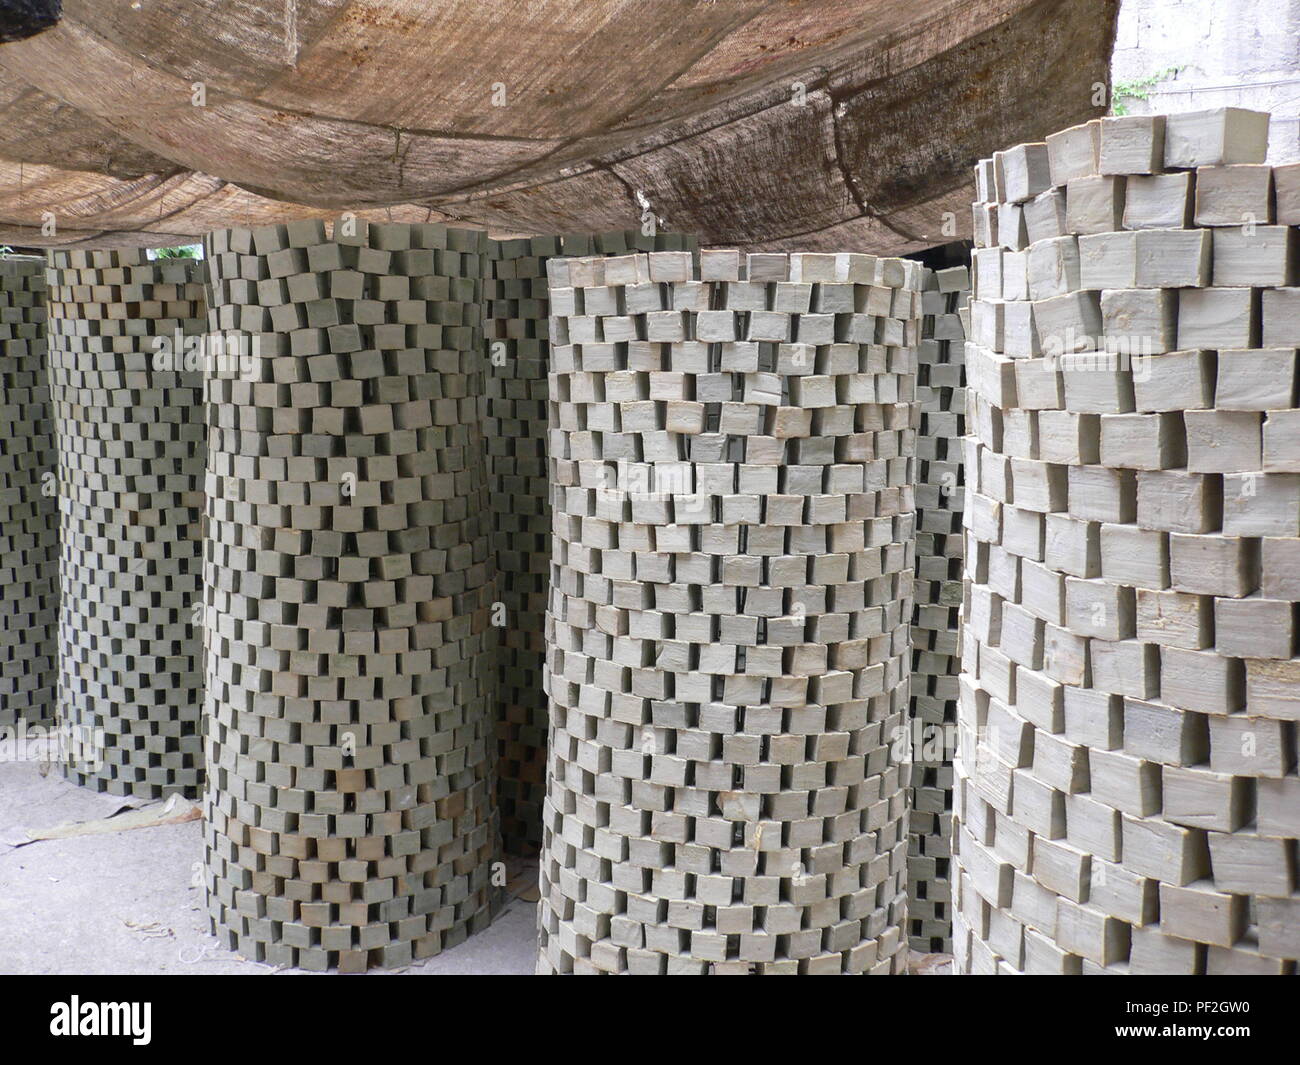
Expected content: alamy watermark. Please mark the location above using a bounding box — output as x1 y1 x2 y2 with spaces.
151 330 260 378
1039 327 1155 382
0 717 105 773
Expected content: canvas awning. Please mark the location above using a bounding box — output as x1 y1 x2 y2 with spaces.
0 0 1118 250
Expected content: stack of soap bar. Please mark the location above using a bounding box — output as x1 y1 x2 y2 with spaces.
958 108 1298 974
485 229 697 854
537 249 923 973
907 260 971 954
45 249 206 798
0 256 57 729
201 220 499 971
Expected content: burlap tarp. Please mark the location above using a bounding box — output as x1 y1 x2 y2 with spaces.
0 0 1117 250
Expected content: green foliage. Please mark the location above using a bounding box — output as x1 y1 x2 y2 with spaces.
1111 67 1183 115
152 245 199 259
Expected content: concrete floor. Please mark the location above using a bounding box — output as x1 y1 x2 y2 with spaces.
0 760 536 975
1 759 951 975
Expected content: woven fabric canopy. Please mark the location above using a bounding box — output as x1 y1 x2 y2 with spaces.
0 0 1116 250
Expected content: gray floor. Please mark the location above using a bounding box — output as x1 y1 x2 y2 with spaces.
1 760 952 975
0 760 536 975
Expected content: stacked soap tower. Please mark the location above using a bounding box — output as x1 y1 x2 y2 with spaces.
45 249 207 797
537 248 923 973
201 220 498 971
485 229 697 854
956 108 1300 973
0 256 58 728
907 261 971 953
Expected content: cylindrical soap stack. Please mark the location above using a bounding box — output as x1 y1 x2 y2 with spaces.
907 261 971 954
537 248 923 974
200 220 499 972
45 249 207 797
956 108 1300 973
486 229 697 854
0 256 58 729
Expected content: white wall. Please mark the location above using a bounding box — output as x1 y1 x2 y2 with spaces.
1112 0 1300 162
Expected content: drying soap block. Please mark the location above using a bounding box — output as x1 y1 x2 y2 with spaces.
1135 228 1210 288
1047 119 1101 186
1123 172 1193 230
1275 163 1300 225
1099 115 1166 176
1194 164 1274 226
1066 175 1125 235
1164 108 1270 168
1002 142 1053 203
